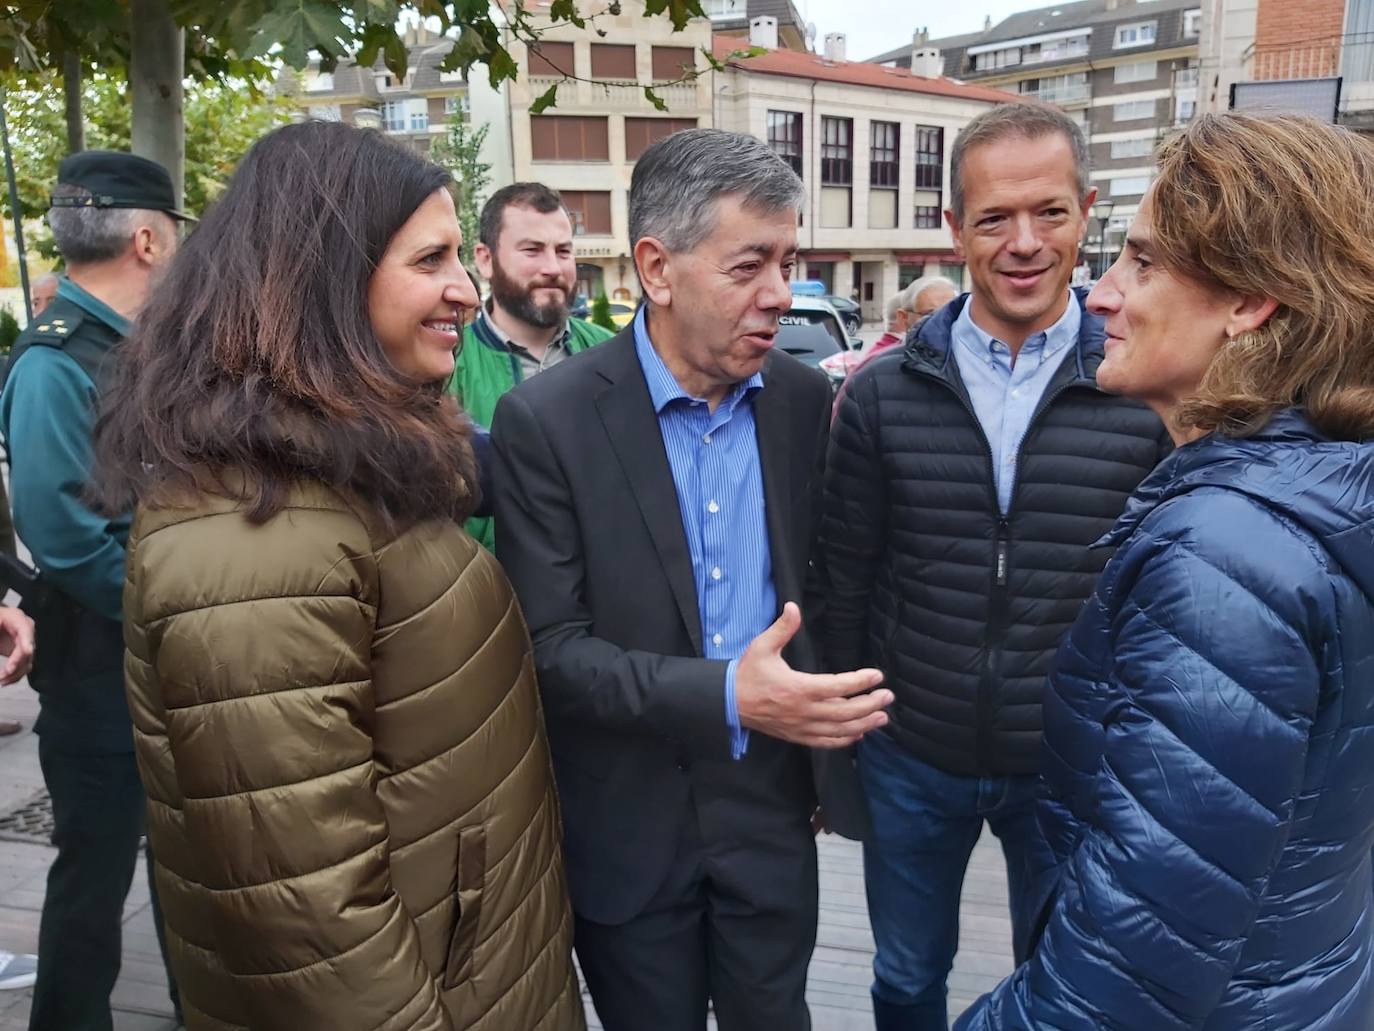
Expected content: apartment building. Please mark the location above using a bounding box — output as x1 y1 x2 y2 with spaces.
499 0 715 302
702 0 810 51
870 0 1202 271
714 34 1012 320
1198 0 1374 131
281 23 469 155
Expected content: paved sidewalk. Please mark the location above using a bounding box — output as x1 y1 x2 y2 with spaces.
0 675 1013 1029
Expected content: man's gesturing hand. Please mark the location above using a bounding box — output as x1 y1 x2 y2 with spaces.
735 602 891 749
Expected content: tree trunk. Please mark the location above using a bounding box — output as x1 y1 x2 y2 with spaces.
128 0 185 208
62 50 85 154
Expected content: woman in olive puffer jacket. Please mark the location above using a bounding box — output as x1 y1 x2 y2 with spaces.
93 122 583 1031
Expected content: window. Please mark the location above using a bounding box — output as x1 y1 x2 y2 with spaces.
703 0 745 18
868 188 897 229
1114 60 1157 84
439 70 464 83
1032 34 1090 63
973 46 1022 71
560 190 613 235
625 117 696 160
530 116 610 161
528 41 574 77
1111 175 1151 196
1109 137 1152 159
1175 64 1200 88
651 46 695 81
1175 96 1196 122
1114 21 1157 48
1113 99 1156 121
870 121 899 188
767 110 803 176
821 116 852 185
913 189 941 229
1018 71 1089 103
914 125 943 190
444 94 470 117
381 100 407 132
591 44 637 79
1184 9 1201 37
408 98 428 132
307 71 334 91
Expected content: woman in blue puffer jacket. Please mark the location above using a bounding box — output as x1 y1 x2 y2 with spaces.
957 113 1374 1030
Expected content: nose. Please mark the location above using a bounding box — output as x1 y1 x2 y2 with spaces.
758 263 793 312
1007 213 1041 258
1086 256 1124 317
446 262 480 315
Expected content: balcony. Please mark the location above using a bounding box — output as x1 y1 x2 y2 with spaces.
1020 83 1091 104
526 76 701 113
1249 32 1374 89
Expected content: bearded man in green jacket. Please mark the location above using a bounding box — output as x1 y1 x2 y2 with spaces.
448 182 613 550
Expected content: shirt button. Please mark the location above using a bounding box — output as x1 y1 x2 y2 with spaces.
713 633 723 646
1011 389 1021 399
708 500 719 514
711 567 722 580
703 433 712 444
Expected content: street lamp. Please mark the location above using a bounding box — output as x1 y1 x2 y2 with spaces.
1090 199 1115 280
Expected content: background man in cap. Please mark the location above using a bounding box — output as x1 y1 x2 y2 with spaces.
0 151 187 1030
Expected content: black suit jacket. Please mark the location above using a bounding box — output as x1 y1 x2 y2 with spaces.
491 327 862 924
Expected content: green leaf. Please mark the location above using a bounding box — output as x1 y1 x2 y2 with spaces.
486 47 518 88
643 85 667 112
549 0 587 28
530 83 559 114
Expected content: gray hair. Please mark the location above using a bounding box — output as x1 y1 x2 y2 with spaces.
48 183 167 265
949 103 1090 222
629 128 804 254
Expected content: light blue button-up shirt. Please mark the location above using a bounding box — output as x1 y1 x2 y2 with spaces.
951 294 1080 514
633 308 775 760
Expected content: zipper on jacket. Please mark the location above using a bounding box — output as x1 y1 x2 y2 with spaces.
995 533 1009 586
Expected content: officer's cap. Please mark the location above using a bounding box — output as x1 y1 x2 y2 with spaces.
50 151 195 222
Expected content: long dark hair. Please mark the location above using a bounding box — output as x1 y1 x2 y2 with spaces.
93 120 479 526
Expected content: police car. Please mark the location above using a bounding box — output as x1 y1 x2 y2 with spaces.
775 295 862 386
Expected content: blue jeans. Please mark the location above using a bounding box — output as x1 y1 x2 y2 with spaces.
857 730 1044 1031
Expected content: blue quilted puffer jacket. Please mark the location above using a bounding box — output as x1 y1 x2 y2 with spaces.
958 409 1374 1030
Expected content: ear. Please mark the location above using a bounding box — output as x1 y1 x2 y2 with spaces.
1077 186 1098 242
473 242 495 281
634 236 672 308
1226 293 1280 338
943 209 965 259
131 223 163 267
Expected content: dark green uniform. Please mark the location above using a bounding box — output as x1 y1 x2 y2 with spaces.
0 278 179 1030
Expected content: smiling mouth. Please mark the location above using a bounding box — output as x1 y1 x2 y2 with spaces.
1000 268 1050 283
423 319 459 335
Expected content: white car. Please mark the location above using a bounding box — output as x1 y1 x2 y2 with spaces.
775 295 862 386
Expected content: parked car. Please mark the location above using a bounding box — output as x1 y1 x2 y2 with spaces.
777 296 863 387
791 280 863 336
569 297 636 329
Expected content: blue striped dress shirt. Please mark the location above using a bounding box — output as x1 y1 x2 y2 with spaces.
633 307 775 760
950 294 1081 513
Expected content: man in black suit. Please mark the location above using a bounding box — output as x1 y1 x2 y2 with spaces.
491 129 892 1031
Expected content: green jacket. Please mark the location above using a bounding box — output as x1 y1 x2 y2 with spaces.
0 278 134 751
448 312 613 551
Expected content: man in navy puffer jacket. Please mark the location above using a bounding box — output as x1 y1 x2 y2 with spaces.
957 413 1374 1029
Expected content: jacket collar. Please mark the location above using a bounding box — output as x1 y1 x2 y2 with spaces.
903 286 1105 387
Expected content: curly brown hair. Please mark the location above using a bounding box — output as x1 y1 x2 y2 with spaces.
1150 113 1374 441
92 121 479 527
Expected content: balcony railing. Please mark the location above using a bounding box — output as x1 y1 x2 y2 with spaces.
526 77 701 113
1021 83 1091 104
1249 32 1374 86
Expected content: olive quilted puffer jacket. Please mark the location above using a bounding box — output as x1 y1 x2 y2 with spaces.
123 481 583 1031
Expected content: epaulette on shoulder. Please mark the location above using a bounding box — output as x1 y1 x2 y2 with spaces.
21 303 89 347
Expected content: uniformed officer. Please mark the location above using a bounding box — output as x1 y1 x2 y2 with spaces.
0 151 188 1031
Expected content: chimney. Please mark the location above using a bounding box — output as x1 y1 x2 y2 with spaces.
823 32 846 61
911 46 943 78
983 15 992 31
915 27 929 45
404 23 417 46
749 16 778 49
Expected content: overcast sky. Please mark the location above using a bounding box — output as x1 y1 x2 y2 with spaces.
798 0 1038 61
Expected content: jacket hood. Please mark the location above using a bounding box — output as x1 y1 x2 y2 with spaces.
902 286 1105 383
1102 408 1374 602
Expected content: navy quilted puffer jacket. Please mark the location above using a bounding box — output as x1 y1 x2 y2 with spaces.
958 409 1374 1030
